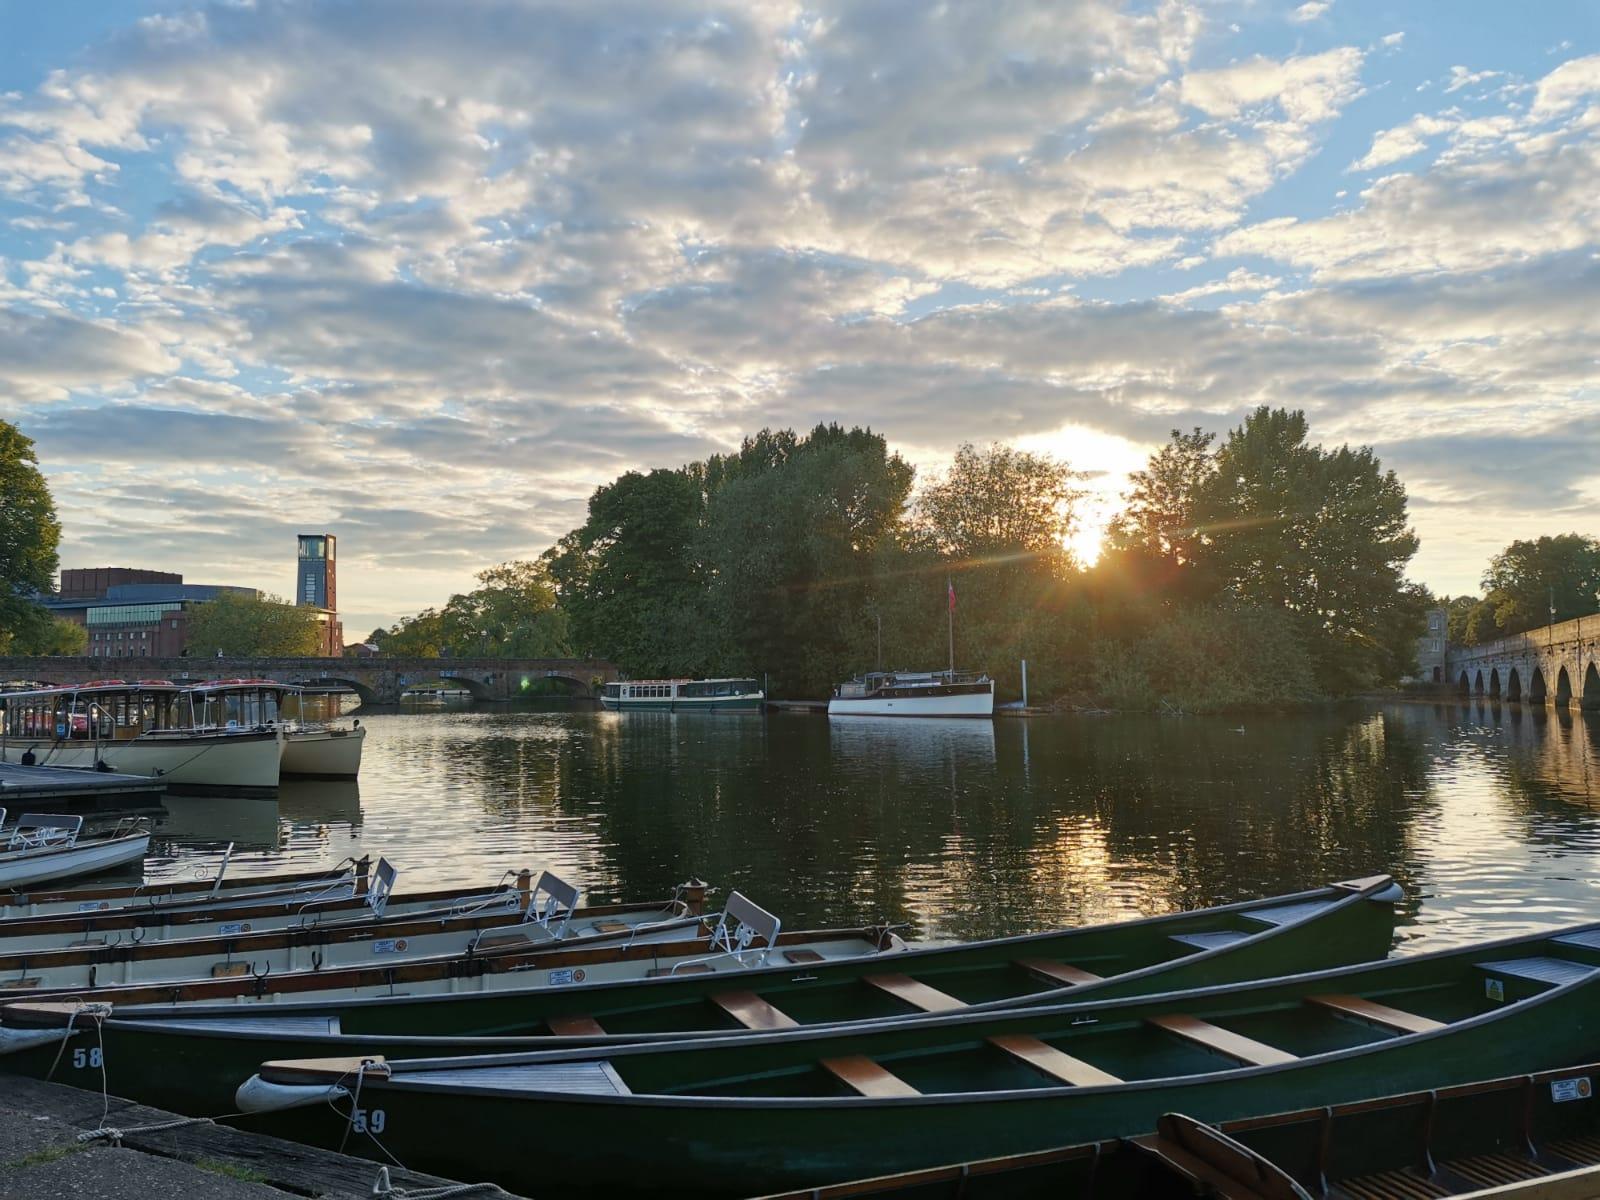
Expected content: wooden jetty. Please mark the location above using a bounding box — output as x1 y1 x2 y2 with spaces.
0 762 167 806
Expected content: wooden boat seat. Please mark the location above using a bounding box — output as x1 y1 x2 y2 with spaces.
475 932 533 950
1170 930 1253 951
646 963 715 977
546 1015 607 1037
783 949 824 965
986 1034 1121 1088
864 974 967 1013
1239 899 1337 928
1476 957 1598 987
1148 1014 1297 1067
1553 929 1600 952
1016 958 1103 987
591 921 630 934
711 990 800 1031
211 962 250 978
1307 994 1444 1035
820 1055 920 1098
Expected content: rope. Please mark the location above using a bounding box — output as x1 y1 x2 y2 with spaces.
76 1116 215 1147
369 1166 509 1198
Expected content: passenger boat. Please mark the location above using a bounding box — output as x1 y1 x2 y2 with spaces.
232 920 1600 1197
0 681 282 793
828 670 995 718
0 870 707 990
0 812 149 889
754 1061 1600 1199
187 679 364 779
0 855 367 921
0 879 1398 1117
599 678 764 712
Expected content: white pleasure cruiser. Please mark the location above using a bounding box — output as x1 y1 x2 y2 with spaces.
0 681 282 793
827 669 995 717
188 679 365 779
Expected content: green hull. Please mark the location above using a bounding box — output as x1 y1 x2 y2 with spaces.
235 925 1600 1198
0 881 1398 1115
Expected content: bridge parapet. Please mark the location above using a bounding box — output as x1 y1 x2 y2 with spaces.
1443 612 1600 709
0 656 619 706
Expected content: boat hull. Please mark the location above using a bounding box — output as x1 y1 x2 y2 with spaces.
1 730 282 793
828 689 994 718
599 697 763 712
280 726 364 779
0 833 150 889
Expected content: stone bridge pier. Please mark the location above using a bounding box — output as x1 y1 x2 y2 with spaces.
1443 614 1600 709
0 656 619 706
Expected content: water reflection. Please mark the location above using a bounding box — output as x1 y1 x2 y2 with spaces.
133 703 1600 954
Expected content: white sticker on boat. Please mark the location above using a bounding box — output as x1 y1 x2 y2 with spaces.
1485 978 1505 1002
371 938 409 955
1552 1077 1593 1103
217 922 253 935
77 901 111 912
547 967 586 986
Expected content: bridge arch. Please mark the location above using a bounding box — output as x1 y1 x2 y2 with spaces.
402 675 494 701
1506 668 1522 702
1585 663 1600 711
1457 671 1470 694
290 676 381 705
1529 668 1548 704
1473 669 1485 694
1555 665 1573 707
1488 668 1501 697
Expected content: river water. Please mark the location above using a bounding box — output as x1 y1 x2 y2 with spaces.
143 700 1600 953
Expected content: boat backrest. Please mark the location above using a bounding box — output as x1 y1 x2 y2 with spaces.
522 871 582 939
709 890 782 958
1147 1114 1312 1200
364 857 398 917
8 813 84 851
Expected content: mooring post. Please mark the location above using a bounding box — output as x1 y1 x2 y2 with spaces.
1021 658 1028 708
517 869 532 906
681 877 709 916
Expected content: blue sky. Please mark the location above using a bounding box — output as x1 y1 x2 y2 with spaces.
0 0 1596 633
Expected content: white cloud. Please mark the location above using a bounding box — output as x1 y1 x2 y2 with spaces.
1181 48 1364 125
1350 113 1457 171
1290 2 1331 23
1444 66 1502 94
1530 53 1600 118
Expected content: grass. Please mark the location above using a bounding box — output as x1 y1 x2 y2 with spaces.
195 1157 269 1183
4 1141 88 1169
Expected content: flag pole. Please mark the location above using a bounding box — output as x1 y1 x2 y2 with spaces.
947 576 955 676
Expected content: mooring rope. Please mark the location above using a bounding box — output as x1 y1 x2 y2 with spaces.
369 1166 509 1198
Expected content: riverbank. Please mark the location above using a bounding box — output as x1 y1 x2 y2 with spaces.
0 1074 520 1199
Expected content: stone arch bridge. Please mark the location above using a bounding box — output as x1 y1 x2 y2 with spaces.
0 655 619 706
1442 614 1600 710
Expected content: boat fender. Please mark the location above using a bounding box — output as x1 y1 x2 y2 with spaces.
235 1074 348 1114
0 1024 77 1055
1367 881 1405 904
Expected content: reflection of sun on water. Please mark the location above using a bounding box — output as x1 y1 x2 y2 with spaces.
1013 424 1150 566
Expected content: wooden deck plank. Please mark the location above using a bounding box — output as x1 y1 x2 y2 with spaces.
546 1014 607 1037
1015 958 1103 987
711 990 801 1031
1307 993 1445 1035
1148 1014 1298 1067
864 973 967 1013
820 1055 921 1098
986 1034 1122 1088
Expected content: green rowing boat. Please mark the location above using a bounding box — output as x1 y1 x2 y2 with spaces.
234 920 1600 1198
754 1060 1600 1198
0 877 1398 1119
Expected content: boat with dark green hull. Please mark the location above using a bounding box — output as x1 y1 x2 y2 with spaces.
753 1060 1600 1199
233 922 1600 1198
0 877 1399 1117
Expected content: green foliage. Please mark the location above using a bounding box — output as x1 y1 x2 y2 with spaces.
9 615 87 655
1464 534 1600 643
380 559 569 658
918 442 1083 565
184 592 323 656
0 421 62 652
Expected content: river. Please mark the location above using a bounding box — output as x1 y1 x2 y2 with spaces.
144 699 1600 953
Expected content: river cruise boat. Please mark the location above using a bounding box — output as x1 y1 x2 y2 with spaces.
601 678 764 712
0 681 281 794
828 669 995 718
187 679 364 779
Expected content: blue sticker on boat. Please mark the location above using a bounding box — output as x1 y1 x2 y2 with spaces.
547 967 586 986
1552 1077 1593 1103
372 938 408 955
1485 978 1505 1002
77 901 111 912
218 922 253 935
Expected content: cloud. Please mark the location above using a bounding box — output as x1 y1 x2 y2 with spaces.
1350 113 1457 171
1290 2 1332 23
1180 48 1364 125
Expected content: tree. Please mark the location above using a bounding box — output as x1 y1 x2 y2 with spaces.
0 421 62 652
1476 534 1600 640
917 442 1084 568
1107 427 1216 566
184 592 322 656
1196 407 1421 693
9 615 87 655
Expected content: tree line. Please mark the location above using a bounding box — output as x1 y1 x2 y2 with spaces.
1438 534 1600 646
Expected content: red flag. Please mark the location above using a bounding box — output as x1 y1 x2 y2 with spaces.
948 578 956 612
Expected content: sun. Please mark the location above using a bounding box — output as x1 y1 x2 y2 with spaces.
1012 424 1149 566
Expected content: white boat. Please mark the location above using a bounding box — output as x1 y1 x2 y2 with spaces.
0 812 149 889
187 679 365 779
0 681 282 793
600 678 764 712
828 670 995 717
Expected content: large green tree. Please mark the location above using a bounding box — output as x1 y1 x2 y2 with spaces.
184 592 323 656
10 615 87 655
1470 534 1600 641
0 421 62 652
379 560 571 658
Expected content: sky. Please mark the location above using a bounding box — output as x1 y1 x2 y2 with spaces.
0 1 1596 637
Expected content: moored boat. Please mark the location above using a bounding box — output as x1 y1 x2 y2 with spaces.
0 878 1397 1116
187 679 365 779
0 812 150 889
754 1061 1600 1199
0 681 282 793
828 670 995 717
233 920 1600 1198
599 678 764 712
